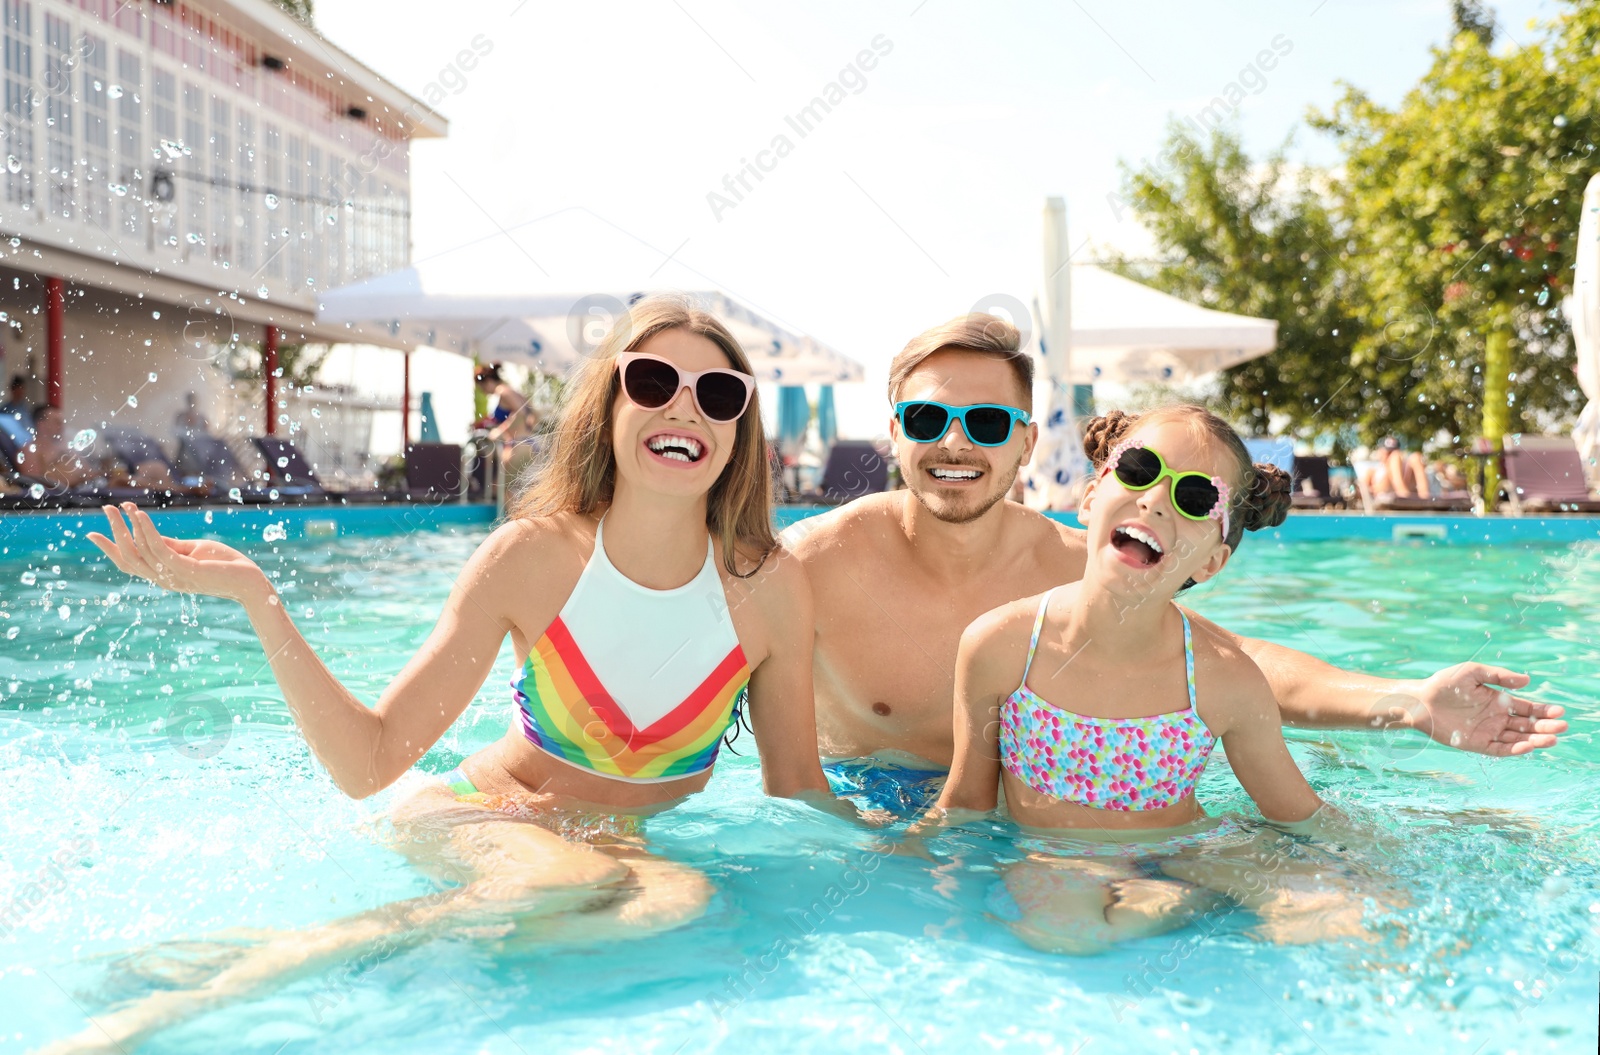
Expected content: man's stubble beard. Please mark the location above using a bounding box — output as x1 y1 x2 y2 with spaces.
905 458 1023 525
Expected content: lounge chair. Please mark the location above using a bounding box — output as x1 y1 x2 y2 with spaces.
98 428 207 506
0 421 152 510
797 440 890 505
1352 458 1473 513
178 432 313 503
1502 434 1600 513
1289 455 1342 510
251 437 391 505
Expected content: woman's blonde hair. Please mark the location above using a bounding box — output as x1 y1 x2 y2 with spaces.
510 295 775 576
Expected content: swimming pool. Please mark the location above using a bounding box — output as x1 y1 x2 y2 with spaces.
2 523 1597 1053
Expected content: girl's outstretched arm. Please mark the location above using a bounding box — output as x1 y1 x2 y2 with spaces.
89 505 528 799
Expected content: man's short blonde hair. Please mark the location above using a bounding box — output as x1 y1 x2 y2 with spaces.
886 313 1033 408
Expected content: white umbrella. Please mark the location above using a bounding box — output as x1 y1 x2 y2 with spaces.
1568 172 1600 483
1062 265 1278 384
1023 197 1086 511
317 210 863 384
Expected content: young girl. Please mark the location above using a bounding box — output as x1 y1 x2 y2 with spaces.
933 405 1378 954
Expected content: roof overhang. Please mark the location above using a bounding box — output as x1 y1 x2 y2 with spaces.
8 239 417 350
193 0 448 139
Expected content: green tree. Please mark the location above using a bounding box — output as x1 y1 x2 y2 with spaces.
1312 2 1595 492
1109 124 1367 446
272 0 313 25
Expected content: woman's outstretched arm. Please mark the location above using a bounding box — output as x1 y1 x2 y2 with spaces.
88 504 524 798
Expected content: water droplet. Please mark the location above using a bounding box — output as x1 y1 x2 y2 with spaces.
303 608 314 619
264 193 280 211
262 523 287 542
325 213 337 226
20 570 37 585
276 457 288 468
69 428 97 451
1536 288 1550 305
268 488 280 500
107 84 123 99
1554 114 1568 127
204 509 213 524
126 395 138 408
58 604 70 620
311 408 321 418
107 591 121 605
227 487 242 502
186 232 201 244
27 483 43 499
257 285 270 298
6 156 20 174
110 183 127 197
152 310 161 319
147 371 158 383
4 626 17 640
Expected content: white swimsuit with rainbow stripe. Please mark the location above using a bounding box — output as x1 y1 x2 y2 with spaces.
510 518 750 783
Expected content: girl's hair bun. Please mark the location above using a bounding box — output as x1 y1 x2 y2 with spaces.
1242 463 1292 532
1082 410 1137 468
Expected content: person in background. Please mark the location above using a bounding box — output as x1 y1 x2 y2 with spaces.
1 374 33 431
1363 436 1432 498
26 404 96 487
474 362 537 442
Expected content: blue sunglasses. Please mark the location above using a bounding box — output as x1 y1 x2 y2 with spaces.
893 400 1031 447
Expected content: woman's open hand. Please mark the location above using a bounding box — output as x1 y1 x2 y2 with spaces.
87 503 269 604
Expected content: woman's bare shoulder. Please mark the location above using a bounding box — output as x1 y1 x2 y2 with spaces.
475 512 592 578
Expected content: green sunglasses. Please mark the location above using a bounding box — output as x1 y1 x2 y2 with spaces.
1104 438 1232 539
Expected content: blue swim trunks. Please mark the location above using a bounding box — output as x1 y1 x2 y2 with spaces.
824 758 948 816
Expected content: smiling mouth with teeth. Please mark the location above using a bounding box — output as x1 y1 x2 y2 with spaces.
928 466 983 482
1112 525 1165 567
646 434 705 464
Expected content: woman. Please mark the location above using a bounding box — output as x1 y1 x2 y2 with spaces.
64 296 835 1052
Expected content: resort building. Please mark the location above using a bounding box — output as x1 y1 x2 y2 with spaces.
0 0 443 479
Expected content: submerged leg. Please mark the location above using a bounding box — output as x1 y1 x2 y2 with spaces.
1159 834 1380 945
1002 855 1222 956
33 784 653 1055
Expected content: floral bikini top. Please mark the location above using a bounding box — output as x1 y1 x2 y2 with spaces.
998 587 1217 811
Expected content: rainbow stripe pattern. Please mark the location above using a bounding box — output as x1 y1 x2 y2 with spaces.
511 617 751 782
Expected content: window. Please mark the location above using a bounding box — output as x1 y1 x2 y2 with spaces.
305 143 319 289
151 67 176 248
234 110 253 271
79 29 107 231
43 13 71 220
209 95 228 265
3 0 35 210
262 121 281 280
181 80 204 259
285 133 302 288
115 49 141 243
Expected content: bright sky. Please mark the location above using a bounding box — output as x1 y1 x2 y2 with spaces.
315 0 1556 442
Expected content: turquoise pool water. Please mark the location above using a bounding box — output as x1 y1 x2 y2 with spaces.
1 526 1597 1054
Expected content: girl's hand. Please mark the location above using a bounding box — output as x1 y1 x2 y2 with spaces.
86 504 269 604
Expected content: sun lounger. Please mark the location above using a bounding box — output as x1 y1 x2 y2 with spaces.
252 437 392 505
178 432 315 503
1352 458 1473 513
797 441 890 505
0 422 165 510
1502 434 1600 513
1290 455 1342 509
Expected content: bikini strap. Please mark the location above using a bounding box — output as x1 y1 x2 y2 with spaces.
1179 607 1197 710
1019 587 1058 686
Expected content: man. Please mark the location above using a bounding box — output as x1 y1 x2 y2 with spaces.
789 314 1567 812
